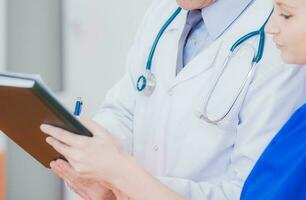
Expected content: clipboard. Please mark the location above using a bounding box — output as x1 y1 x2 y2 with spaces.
0 72 92 168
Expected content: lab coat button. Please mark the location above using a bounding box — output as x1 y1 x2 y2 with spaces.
197 112 205 120
153 145 159 151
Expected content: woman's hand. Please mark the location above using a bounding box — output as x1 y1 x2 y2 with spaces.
41 117 125 183
50 159 116 200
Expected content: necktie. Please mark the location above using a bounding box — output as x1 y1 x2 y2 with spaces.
176 10 203 75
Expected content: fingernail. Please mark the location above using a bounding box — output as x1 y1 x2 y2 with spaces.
50 161 55 168
46 137 53 144
40 124 49 133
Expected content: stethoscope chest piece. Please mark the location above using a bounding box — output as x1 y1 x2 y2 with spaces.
137 71 156 96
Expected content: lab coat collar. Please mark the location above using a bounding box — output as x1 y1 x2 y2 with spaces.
201 0 255 40
165 0 255 36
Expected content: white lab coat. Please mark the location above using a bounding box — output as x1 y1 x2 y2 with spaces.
93 0 306 199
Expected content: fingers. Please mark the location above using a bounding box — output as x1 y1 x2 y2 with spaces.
112 189 130 200
51 160 77 187
50 160 88 198
52 159 76 181
41 124 87 147
46 137 75 159
50 161 74 186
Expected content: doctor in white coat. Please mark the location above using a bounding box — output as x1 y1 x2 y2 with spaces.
41 0 306 199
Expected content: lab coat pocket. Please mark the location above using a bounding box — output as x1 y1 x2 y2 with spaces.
165 107 238 178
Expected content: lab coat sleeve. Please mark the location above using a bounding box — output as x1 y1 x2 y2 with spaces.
92 35 142 153
92 71 135 154
92 22 140 153
156 64 306 200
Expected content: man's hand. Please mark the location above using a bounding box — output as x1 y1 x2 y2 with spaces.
42 118 132 200
41 117 124 183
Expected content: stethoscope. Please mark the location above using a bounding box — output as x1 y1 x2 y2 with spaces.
136 7 274 123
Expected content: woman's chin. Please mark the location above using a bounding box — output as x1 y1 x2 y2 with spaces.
281 52 306 65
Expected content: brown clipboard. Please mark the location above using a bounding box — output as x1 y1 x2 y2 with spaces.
0 73 92 168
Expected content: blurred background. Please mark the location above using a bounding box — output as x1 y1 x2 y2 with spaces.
0 0 152 199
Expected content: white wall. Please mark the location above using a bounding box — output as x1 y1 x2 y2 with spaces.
0 0 6 150
0 0 5 72
60 1 152 199
59 0 152 116
5 2 63 200
6 0 62 91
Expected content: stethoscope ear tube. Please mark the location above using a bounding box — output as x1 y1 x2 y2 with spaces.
145 7 182 71
231 31 258 52
253 31 265 63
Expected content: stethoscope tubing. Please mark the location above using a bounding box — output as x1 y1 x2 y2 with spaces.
146 8 182 71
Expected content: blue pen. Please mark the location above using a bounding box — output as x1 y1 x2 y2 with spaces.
73 97 83 116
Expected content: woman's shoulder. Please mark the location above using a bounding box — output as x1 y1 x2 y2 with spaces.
293 103 306 115
241 103 306 200
268 103 306 147
279 103 306 134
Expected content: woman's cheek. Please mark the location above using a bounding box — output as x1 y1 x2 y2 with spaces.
289 25 306 64
278 24 297 63
299 29 306 63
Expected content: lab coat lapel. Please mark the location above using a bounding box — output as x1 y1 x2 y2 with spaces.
152 9 188 87
154 8 224 89
173 39 225 86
